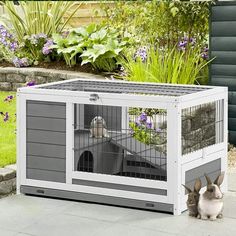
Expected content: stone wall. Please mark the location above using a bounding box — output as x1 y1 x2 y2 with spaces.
0 67 104 91
182 104 216 155
0 164 16 198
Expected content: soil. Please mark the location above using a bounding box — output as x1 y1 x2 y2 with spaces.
0 60 100 74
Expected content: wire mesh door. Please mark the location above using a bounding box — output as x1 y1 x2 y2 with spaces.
73 104 167 181
181 100 224 155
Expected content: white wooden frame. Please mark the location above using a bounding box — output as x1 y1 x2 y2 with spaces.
17 78 228 215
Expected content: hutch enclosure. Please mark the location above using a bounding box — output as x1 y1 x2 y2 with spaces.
17 78 228 215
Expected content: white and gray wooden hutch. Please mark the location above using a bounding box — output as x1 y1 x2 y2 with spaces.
17 78 228 215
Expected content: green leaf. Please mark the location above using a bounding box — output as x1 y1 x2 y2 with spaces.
91 28 107 41
170 7 179 17
73 26 89 38
86 23 97 34
81 58 92 65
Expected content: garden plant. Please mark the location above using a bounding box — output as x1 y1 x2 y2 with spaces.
0 0 214 167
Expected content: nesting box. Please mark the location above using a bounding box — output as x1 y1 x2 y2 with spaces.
17 78 228 215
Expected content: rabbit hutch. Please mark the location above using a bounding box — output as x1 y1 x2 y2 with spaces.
17 78 228 215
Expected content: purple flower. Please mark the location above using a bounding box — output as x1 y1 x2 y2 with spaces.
9 41 18 51
134 46 148 62
201 52 208 60
156 128 162 133
12 57 30 67
26 81 36 87
178 40 188 48
178 37 197 50
4 95 14 102
3 112 9 122
28 33 47 45
42 39 54 55
0 24 18 51
200 45 209 60
21 58 30 67
12 57 21 67
139 112 147 123
146 121 152 129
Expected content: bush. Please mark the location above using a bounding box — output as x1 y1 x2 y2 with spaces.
102 0 211 48
0 1 80 65
52 23 128 71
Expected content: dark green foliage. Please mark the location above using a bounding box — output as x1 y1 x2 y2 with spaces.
102 0 212 48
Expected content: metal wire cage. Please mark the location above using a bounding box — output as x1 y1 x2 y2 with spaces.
74 104 167 181
17 78 228 215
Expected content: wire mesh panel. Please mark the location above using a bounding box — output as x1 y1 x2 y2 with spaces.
40 80 211 96
181 100 224 155
74 104 167 181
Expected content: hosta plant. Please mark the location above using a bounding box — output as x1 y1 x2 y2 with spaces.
52 23 128 71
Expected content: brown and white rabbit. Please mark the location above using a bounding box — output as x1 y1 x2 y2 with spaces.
182 178 202 217
198 172 225 221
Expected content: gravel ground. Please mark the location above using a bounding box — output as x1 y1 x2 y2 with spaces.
228 145 236 169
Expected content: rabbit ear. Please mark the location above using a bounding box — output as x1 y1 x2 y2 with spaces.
194 178 202 193
103 119 107 129
205 174 212 185
182 184 192 193
214 172 225 186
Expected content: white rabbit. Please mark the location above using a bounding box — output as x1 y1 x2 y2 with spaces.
90 116 109 138
198 172 225 221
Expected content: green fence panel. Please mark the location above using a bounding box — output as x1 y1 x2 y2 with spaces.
210 2 236 144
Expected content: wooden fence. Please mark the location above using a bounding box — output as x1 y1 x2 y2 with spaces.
0 1 112 27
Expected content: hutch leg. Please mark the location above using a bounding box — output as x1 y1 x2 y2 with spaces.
167 104 182 215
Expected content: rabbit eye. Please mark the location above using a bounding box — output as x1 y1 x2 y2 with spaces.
208 188 213 193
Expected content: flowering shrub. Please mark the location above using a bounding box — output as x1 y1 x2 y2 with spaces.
0 24 18 62
0 1 80 67
23 33 56 62
102 1 210 48
0 24 51 66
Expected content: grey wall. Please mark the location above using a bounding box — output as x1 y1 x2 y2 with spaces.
26 101 66 183
185 159 221 189
210 2 236 144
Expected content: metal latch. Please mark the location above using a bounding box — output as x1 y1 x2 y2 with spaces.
89 93 99 101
